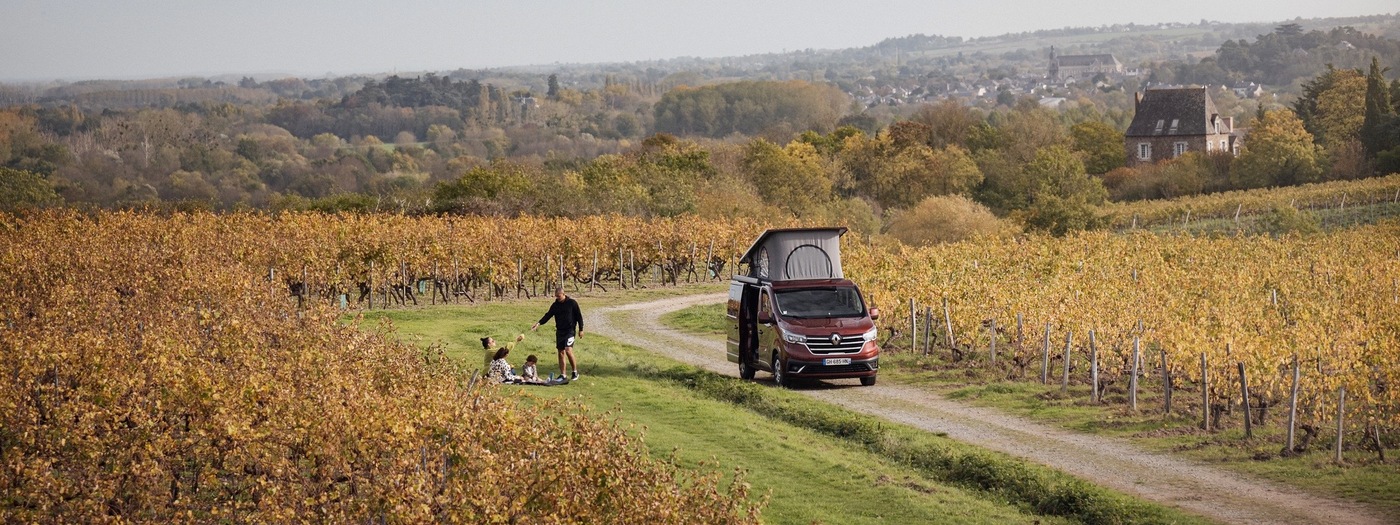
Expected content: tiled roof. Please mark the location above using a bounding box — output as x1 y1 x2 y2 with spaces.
1125 87 1219 137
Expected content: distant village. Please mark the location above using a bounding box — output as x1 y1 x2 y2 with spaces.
850 47 1271 109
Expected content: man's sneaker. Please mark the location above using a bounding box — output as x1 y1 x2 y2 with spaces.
571 371 579 380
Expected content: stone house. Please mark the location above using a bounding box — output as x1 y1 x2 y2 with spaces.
1124 87 1241 166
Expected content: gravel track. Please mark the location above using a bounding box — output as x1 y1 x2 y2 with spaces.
590 292 1391 525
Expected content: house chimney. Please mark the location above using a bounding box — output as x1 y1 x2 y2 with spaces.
1134 91 1143 111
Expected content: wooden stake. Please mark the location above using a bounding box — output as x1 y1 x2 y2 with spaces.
1041 322 1051 384
910 299 919 355
1238 362 1252 439
924 306 933 355
1089 330 1098 403
1201 352 1210 431
1015 313 1024 348
1061 330 1072 392
1130 336 1140 411
1335 387 1346 464
705 240 714 280
942 298 955 357
1285 354 1299 455
989 318 998 364
1161 349 1172 414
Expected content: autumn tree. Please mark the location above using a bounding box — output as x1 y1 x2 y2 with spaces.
1069 121 1127 175
907 100 983 149
1313 72 1367 149
1018 145 1108 235
0 167 60 210
1233 109 1323 187
742 139 833 218
653 81 847 138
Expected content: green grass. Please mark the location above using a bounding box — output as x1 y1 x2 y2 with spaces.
659 302 727 336
355 287 1209 524
656 302 1400 518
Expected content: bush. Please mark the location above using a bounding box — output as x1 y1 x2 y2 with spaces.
1258 204 1321 235
885 195 1010 246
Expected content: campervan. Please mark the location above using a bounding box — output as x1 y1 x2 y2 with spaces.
726 227 880 387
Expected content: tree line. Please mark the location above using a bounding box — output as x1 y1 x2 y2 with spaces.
4 55 1400 243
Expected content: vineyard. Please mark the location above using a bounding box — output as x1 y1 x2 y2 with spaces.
3 209 1396 520
1101 173 1400 231
845 225 1400 452
0 211 764 523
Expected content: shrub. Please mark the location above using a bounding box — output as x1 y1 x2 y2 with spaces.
885 195 1010 246
1258 204 1321 235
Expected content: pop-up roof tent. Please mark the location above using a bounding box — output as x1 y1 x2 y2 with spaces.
739 227 847 281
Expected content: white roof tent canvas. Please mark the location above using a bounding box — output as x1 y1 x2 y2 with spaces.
738 227 847 282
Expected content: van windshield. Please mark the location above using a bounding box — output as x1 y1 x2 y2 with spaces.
773 287 865 319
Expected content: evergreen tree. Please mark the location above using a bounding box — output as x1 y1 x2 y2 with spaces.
1361 57 1395 158
547 74 559 100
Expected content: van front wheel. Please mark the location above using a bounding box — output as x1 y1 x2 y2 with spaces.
772 356 791 388
860 375 877 386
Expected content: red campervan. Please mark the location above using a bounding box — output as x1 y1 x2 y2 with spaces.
726 228 880 387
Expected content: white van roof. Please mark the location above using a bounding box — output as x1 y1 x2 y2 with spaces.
738 227 847 281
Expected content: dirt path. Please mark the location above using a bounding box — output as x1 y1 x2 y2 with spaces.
590 293 1391 525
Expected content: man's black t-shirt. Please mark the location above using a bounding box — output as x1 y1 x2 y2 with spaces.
538 297 583 336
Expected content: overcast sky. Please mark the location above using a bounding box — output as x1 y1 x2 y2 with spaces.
1 0 1394 81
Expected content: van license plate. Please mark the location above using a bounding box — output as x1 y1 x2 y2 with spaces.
823 358 851 366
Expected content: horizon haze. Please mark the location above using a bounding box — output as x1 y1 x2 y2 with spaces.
1 0 1396 82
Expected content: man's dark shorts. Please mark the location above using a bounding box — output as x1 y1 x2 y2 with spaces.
556 332 576 351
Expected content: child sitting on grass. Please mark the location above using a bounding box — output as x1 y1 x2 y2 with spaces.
521 354 543 383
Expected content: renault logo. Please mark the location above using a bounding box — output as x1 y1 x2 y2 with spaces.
830 333 841 345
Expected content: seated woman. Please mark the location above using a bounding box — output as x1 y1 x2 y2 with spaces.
486 346 520 383
481 334 525 371
481 334 526 383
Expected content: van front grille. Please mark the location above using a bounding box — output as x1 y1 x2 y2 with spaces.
804 337 866 355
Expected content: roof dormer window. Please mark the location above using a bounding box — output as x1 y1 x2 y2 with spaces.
1154 120 1165 133
1169 119 1179 133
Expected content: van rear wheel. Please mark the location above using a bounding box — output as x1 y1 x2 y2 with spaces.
739 356 756 380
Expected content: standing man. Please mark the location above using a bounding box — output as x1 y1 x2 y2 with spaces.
532 287 583 380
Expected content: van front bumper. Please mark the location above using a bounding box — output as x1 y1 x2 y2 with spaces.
784 356 879 377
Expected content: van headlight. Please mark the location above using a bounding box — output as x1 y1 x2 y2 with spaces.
862 328 878 342
783 332 807 344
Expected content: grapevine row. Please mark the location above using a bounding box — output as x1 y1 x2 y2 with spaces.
1101 173 1400 229
846 225 1400 437
0 211 763 522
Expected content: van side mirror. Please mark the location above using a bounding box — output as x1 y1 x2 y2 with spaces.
757 311 774 324
868 308 880 321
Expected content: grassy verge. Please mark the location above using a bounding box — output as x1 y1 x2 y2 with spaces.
359 289 1208 525
659 302 1399 516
